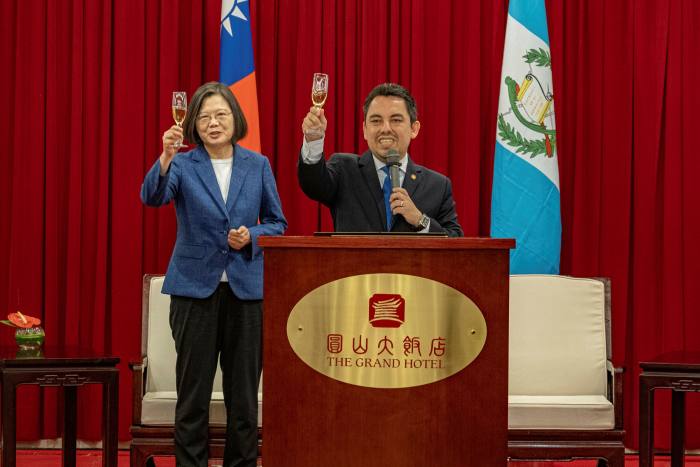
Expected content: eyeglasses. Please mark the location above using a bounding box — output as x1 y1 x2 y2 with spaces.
196 111 232 125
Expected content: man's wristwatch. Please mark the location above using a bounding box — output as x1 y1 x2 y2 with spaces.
417 213 430 230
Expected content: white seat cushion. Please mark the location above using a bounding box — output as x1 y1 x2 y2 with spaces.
508 395 614 430
141 391 263 427
146 277 211 394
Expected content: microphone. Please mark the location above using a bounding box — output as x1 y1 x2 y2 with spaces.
385 149 402 189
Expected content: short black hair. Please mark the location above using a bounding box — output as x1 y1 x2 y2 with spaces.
363 83 418 123
182 81 248 146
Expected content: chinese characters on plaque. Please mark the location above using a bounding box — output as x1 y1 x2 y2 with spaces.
325 333 447 369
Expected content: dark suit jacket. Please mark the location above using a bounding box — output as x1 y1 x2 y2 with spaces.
141 145 287 300
298 150 463 236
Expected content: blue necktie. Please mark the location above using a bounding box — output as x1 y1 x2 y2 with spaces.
381 166 392 231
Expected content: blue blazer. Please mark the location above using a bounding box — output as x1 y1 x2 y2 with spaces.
141 145 287 300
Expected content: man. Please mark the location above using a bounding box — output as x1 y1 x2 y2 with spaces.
298 82 463 237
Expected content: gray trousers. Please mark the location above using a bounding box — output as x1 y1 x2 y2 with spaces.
170 283 261 467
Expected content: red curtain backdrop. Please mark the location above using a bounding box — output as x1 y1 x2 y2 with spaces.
0 0 698 450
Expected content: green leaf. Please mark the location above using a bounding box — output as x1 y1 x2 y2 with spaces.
497 114 554 158
523 48 551 68
0 320 17 328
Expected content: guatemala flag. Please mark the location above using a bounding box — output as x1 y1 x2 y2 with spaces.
220 0 261 152
491 0 561 274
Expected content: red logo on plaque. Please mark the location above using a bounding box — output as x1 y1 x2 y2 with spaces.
369 294 405 328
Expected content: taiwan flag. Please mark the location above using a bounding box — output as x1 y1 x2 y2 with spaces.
220 0 260 152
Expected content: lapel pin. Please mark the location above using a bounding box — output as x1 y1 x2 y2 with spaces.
411 174 417 180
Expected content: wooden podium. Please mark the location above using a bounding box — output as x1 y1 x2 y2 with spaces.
258 236 513 467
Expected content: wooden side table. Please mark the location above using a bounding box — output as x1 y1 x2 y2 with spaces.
639 352 700 467
0 346 119 467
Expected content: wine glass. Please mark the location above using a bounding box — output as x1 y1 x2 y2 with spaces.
311 73 329 108
172 91 187 149
306 73 328 138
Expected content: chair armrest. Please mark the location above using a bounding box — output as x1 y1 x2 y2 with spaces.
606 361 625 430
129 357 148 426
129 356 147 371
613 366 624 429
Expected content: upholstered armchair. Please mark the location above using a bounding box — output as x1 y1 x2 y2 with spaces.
129 275 262 467
507 275 625 466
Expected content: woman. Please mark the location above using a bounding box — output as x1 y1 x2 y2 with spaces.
141 82 286 467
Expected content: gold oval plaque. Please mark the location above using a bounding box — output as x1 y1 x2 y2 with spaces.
287 273 487 389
